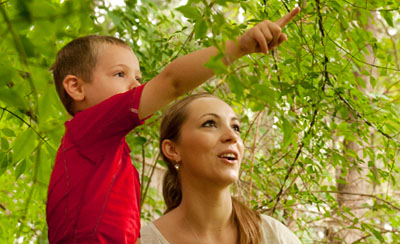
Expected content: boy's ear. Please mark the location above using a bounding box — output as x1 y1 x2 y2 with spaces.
63 75 85 102
161 139 181 163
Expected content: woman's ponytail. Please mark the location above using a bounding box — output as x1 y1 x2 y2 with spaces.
232 197 262 244
162 164 182 213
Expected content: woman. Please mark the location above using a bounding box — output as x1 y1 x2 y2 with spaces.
141 94 302 244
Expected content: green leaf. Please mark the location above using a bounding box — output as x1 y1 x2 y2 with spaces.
0 88 28 110
20 35 37 58
37 145 51 184
282 117 293 147
380 10 394 27
15 159 26 180
38 88 54 124
368 225 385 242
2 128 16 137
1 137 9 150
11 129 36 163
0 153 8 176
194 19 207 40
227 75 244 100
108 10 122 27
176 5 202 20
215 0 229 6
0 65 17 87
132 136 147 146
337 178 348 185
205 54 226 75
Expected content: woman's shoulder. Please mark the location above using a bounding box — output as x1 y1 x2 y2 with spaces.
260 214 302 244
140 222 170 244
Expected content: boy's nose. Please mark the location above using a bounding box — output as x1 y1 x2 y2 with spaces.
129 80 141 90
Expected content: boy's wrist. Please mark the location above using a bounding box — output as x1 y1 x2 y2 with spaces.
223 39 246 65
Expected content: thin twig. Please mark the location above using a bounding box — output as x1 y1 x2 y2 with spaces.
243 111 263 144
0 107 48 144
326 31 400 72
16 143 41 239
340 0 400 12
312 190 400 212
156 1 215 73
247 111 262 206
140 143 146 197
141 153 161 208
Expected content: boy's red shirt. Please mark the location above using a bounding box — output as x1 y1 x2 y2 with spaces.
46 85 148 243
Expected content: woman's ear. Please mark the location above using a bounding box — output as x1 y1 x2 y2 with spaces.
162 139 181 163
63 75 85 102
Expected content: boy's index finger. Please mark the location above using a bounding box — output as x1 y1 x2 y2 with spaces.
275 7 300 28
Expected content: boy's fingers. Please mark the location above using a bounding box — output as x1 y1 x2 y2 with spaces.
269 34 287 50
275 6 300 28
254 30 268 54
267 23 281 48
277 33 287 45
260 23 273 44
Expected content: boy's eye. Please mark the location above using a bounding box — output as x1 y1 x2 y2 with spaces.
136 77 142 83
115 72 124 78
202 120 216 128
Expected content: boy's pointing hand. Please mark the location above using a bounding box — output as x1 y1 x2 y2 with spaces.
238 7 300 55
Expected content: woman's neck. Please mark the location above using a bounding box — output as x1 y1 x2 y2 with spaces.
154 180 238 244
178 183 234 233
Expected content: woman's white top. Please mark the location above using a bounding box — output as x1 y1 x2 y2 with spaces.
140 214 302 244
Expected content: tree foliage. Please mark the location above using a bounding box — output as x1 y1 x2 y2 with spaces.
0 0 399 243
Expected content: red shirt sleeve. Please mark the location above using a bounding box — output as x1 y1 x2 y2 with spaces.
66 84 148 163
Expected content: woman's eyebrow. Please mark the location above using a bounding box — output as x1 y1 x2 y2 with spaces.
200 113 219 119
200 113 239 121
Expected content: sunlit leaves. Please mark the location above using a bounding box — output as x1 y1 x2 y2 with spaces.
0 0 399 243
176 4 202 20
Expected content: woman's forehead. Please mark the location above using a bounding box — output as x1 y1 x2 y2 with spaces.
186 97 237 120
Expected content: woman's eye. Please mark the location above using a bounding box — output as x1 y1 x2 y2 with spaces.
202 120 216 127
232 124 241 133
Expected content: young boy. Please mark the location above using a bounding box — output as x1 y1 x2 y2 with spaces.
46 7 299 244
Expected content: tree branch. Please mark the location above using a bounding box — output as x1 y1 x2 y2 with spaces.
271 0 327 215
312 190 400 212
0 3 38 105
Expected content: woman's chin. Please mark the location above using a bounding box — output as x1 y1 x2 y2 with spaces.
213 173 239 187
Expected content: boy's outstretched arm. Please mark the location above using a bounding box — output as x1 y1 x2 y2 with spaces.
138 7 300 119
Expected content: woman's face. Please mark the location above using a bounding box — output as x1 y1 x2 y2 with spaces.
174 97 244 186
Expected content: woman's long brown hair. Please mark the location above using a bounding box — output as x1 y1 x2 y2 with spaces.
159 93 262 244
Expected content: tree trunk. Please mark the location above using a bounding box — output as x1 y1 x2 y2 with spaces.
331 12 378 244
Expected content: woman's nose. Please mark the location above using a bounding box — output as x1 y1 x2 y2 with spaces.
221 126 239 143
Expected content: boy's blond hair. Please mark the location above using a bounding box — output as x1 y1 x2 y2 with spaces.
51 35 131 115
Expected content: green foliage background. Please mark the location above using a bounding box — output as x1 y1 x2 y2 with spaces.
0 0 399 243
